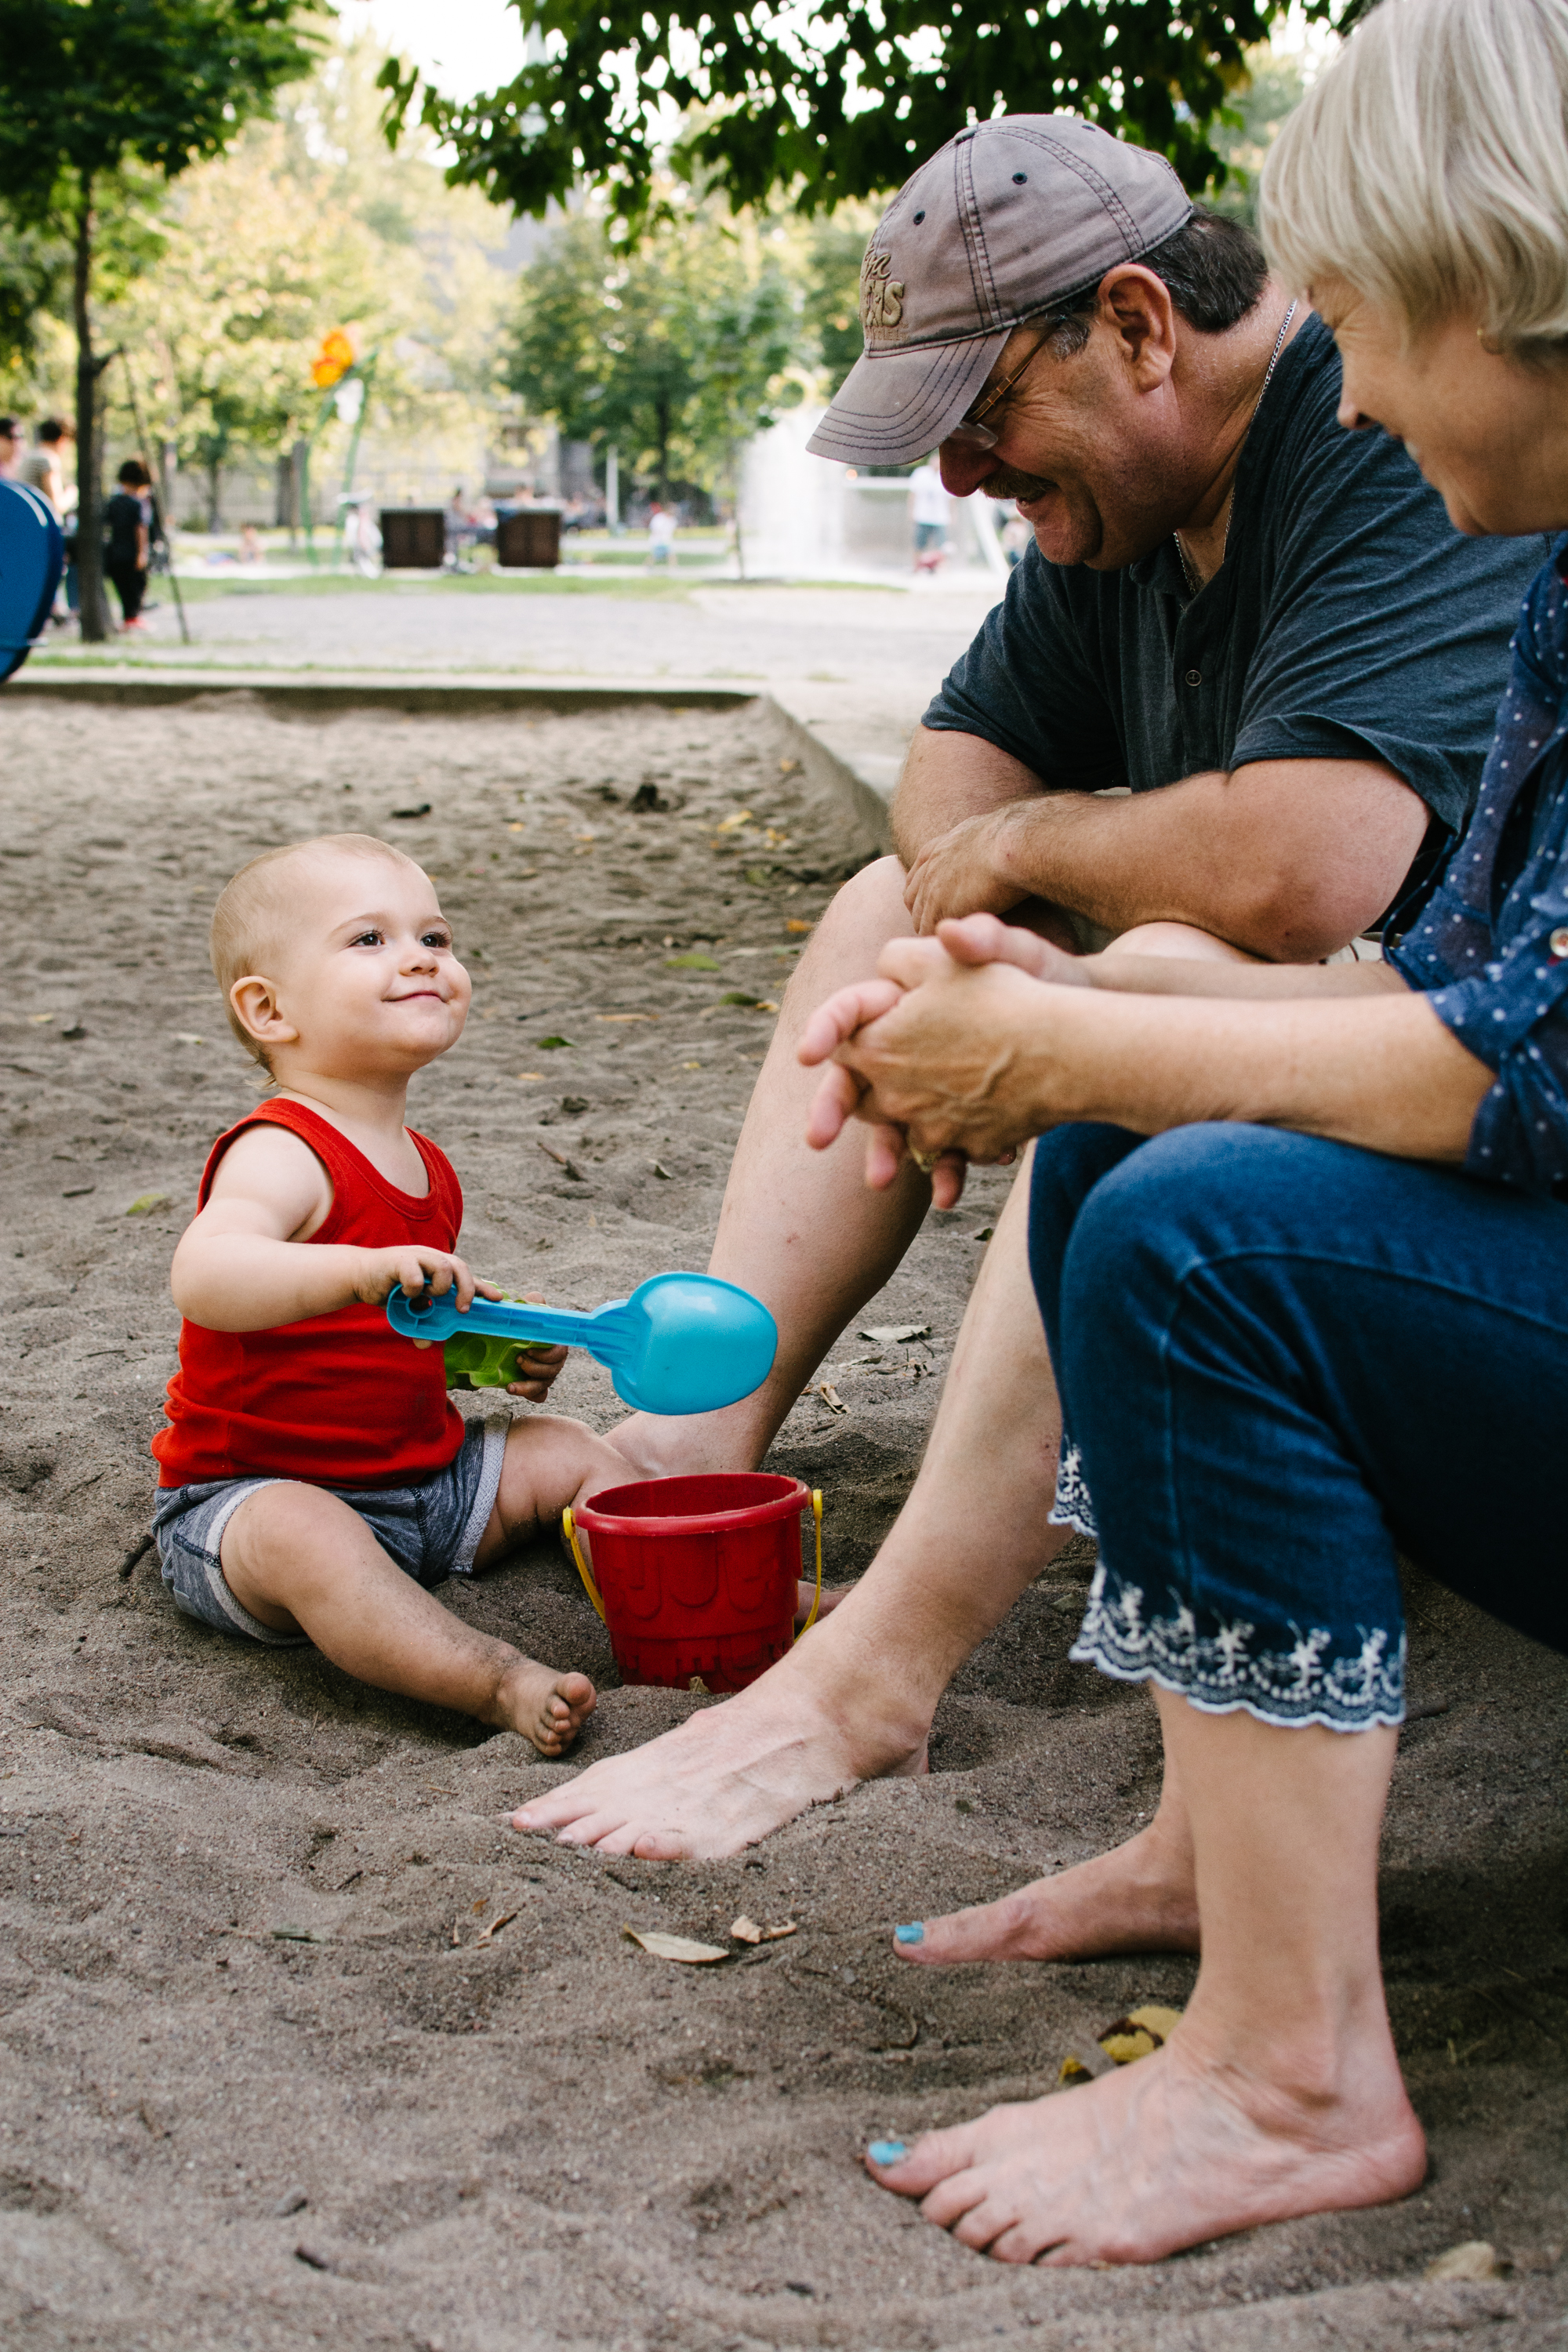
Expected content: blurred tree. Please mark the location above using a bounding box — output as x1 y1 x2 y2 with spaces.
0 218 70 393
119 34 519 530
799 214 882 400
380 0 1370 230
506 208 800 506
1207 47 1308 227
0 0 325 638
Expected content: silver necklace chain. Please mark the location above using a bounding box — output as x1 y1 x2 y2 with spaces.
1174 297 1298 597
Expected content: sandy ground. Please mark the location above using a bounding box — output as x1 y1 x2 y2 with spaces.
2 696 1566 2352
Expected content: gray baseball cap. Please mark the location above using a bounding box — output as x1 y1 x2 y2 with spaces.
807 115 1193 467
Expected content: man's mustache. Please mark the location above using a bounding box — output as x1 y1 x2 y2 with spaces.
980 466 1052 503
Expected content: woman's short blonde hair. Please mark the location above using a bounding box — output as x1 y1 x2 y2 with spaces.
1261 0 1568 355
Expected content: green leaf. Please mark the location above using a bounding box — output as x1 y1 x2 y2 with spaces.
535 1035 576 1051
378 1 1356 224
665 953 718 971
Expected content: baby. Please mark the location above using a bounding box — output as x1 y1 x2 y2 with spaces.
151 831 626 1753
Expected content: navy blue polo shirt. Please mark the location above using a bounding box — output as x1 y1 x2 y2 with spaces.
924 315 1541 841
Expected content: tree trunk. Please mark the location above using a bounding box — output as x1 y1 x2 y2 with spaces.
206 457 222 533
656 397 670 504
72 185 112 644
728 441 745 581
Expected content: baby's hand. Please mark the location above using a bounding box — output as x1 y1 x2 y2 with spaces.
351 1245 480 1315
498 1291 566 1402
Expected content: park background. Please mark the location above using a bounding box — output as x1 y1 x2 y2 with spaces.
2 0 1318 599
5 5 1566 2350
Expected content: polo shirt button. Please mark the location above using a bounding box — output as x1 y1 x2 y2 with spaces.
1552 925 1568 958
1184 668 1203 687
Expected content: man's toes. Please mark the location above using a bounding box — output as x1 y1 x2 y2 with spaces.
511 1798 576 1831
629 1828 695 1862
555 1807 641 1849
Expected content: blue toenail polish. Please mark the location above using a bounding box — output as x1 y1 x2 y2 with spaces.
868 2140 909 2167
894 1922 924 1944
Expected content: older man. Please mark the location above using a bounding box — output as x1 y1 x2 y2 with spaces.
517 115 1538 1864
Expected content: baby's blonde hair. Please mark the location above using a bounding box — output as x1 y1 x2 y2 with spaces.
1261 0 1568 358
210 833 426 1069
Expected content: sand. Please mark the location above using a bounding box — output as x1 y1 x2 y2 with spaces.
2 695 1566 2352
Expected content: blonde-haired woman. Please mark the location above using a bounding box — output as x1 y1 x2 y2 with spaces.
800 0 1568 2267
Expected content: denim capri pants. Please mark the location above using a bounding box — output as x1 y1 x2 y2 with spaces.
152 1417 508 1646
1029 1123 1568 1731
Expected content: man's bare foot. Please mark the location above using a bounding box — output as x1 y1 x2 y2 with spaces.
510 1650 927 1858
490 1661 597 1757
863 2017 1426 2265
892 1820 1200 1965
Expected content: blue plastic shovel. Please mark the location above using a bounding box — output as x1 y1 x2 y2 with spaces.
385 1271 778 1416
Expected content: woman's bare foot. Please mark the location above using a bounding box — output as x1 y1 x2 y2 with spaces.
893 1817 1200 1966
489 1661 597 1757
863 2013 1426 2265
510 1647 927 1857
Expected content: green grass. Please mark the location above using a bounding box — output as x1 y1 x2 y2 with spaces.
156 569 696 602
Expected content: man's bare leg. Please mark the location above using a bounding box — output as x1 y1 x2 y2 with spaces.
604 855 931 1481
520 916 1272 1854
513 1147 1073 1855
892 1735 1200 1965
862 1693 1425 2266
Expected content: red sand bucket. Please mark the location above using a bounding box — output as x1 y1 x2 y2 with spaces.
563 1474 823 1694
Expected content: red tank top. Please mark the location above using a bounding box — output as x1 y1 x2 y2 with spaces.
153 1099 466 1490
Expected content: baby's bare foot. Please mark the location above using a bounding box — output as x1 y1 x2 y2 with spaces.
894 1820 1200 1967
494 1661 597 1757
510 1646 927 1858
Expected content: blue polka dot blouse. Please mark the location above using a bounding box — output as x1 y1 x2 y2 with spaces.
1387 535 1568 1196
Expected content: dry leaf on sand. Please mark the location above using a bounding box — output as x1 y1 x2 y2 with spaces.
730 1916 798 1945
623 1926 729 1965
475 1910 518 1948
1426 2241 1504 2281
1061 2002 1184 2084
1098 2004 1185 2063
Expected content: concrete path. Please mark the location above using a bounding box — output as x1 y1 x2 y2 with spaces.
23 575 1004 831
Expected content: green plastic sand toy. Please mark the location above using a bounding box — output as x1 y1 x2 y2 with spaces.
444 1308 554 1392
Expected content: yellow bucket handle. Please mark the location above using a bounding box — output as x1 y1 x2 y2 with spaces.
562 1506 604 1622
564 1488 823 1637
797 1489 824 1636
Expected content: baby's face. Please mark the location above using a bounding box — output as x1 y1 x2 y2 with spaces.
259 851 470 1076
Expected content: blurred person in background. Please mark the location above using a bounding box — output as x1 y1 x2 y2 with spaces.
104 458 153 630
20 418 72 517
909 455 949 571
20 418 76 620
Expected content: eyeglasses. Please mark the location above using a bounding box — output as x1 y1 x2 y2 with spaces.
945 329 1051 450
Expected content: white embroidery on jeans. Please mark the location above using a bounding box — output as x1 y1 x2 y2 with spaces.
1047 1436 1098 1541
1069 1563 1406 1731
